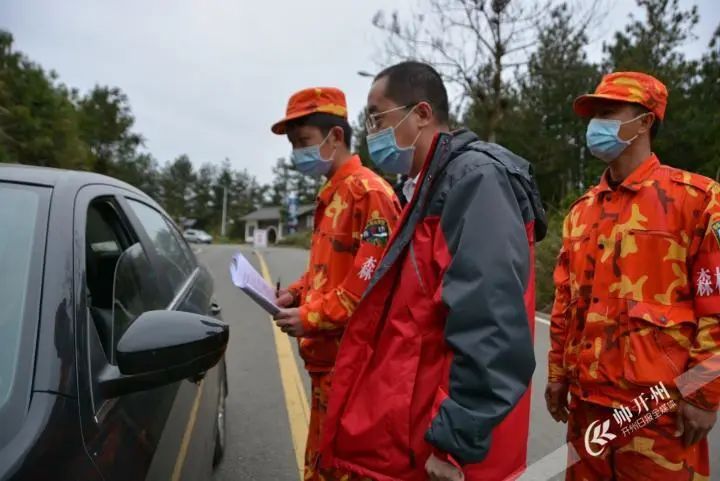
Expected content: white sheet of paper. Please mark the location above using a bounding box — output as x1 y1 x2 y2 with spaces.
229 252 280 315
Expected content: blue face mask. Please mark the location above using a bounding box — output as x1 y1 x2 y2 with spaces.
367 108 420 175
290 133 334 177
586 114 646 163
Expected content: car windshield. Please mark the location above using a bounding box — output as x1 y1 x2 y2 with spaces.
0 184 45 410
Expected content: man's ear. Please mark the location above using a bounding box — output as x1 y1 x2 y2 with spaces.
330 126 345 146
639 112 656 136
415 101 434 128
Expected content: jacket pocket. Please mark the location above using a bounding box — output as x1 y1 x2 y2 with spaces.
615 229 689 303
624 301 696 387
403 241 445 334
408 241 429 296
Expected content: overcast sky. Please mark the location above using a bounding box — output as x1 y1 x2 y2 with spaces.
1 0 717 184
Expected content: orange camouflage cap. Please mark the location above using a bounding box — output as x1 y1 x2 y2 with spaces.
573 72 668 121
271 87 348 135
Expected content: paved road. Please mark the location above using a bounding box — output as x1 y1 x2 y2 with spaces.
196 244 719 481
199 245 298 481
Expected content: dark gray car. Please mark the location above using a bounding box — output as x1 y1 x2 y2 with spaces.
0 164 228 481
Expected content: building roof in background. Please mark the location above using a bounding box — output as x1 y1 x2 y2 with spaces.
240 204 315 221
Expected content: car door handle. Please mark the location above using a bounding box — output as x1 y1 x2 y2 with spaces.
211 302 222 316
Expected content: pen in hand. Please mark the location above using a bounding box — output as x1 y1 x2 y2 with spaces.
276 278 281 298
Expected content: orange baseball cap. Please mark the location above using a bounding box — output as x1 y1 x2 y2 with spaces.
271 87 348 135
573 72 668 121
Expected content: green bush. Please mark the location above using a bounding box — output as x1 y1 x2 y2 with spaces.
534 194 579 313
213 236 244 245
279 231 312 249
535 207 564 313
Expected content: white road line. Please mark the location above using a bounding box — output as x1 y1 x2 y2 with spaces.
536 314 550 326
519 442 579 481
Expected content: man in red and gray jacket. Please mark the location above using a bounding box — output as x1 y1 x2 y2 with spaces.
319 61 546 481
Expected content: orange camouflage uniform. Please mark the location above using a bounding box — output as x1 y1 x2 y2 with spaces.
288 154 401 481
550 155 720 480
564 399 710 481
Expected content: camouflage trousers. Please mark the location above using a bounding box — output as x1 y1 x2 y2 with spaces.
565 399 709 481
304 372 371 481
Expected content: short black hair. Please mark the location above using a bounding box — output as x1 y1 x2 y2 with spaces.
632 104 661 140
286 113 352 147
374 61 450 125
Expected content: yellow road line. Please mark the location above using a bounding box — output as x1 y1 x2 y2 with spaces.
171 379 204 481
255 249 310 481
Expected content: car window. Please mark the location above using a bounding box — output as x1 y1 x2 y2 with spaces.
86 199 140 359
172 226 197 266
126 200 195 294
111 242 165 361
0 185 43 410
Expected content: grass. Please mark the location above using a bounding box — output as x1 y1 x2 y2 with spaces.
212 236 246 245
278 231 312 249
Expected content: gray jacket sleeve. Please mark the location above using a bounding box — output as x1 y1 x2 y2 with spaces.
424 161 535 463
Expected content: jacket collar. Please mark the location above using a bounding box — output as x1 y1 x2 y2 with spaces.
317 155 362 205
596 154 660 193
364 132 453 295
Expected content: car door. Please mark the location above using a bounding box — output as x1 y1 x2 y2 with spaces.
119 194 223 481
74 185 215 481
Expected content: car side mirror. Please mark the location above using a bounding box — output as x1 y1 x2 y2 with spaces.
98 310 229 398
